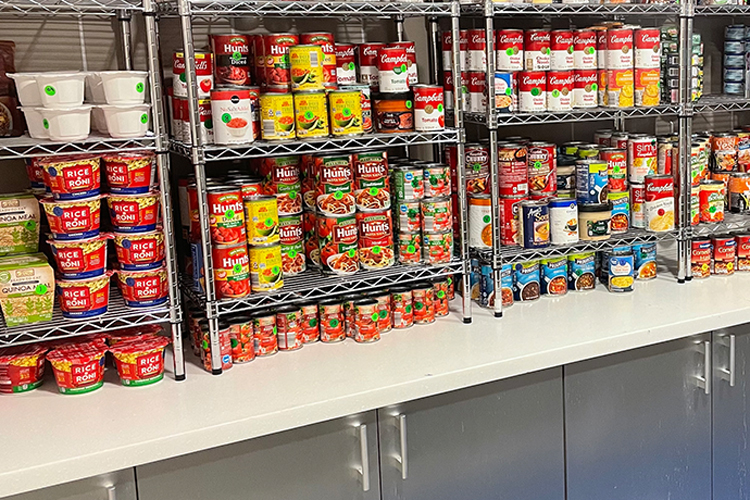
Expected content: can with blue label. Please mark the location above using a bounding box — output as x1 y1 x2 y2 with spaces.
549 197 578 245
513 260 541 302
725 40 745 54
470 258 480 300
607 191 630 234
479 259 494 308
575 159 608 203
606 249 635 293
518 199 550 249
725 67 745 83
501 263 514 307
632 242 657 280
725 82 744 95
567 252 596 291
541 257 568 296
725 54 745 68
726 25 746 41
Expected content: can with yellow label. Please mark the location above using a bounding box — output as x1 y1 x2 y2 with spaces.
249 243 284 292
260 92 296 141
244 195 280 245
294 90 329 139
328 89 364 136
289 45 326 91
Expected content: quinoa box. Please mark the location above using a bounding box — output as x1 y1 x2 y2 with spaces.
0 192 40 257
0 253 54 326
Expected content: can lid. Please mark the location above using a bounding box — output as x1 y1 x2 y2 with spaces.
700 179 725 186
520 199 548 208
354 298 378 306
578 201 613 212
276 305 301 314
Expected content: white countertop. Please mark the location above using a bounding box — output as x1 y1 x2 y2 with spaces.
2 271 750 498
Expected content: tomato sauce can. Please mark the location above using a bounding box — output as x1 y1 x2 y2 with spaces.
354 298 380 342
388 41 418 86
573 69 598 108
251 311 278 357
249 243 283 292
210 87 253 144
303 209 319 266
499 195 525 246
600 148 627 192
300 32 337 89
606 27 634 69
329 89 364 136
398 231 421 265
357 42 386 88
729 172 750 213
227 316 254 363
712 235 736 275
628 134 657 184
244 195 279 245
700 180 725 223
496 29 524 71
354 151 390 210
264 33 299 90
314 154 355 216
392 166 425 200
691 238 712 279
173 51 213 98
528 141 557 195
259 92 295 140
412 284 435 325
423 230 453 264
432 278 450 317
518 71 546 112
377 47 409 93
396 199 421 232
261 156 302 215
294 90 329 139
317 213 359 275
573 29 597 70
318 299 345 342
279 213 306 276
464 143 490 195
211 243 250 299
423 163 451 198
466 29 487 72
550 30 574 71
276 306 303 351
634 28 661 69
298 303 319 343
210 34 250 86
336 43 357 86
391 287 413 329
546 71 573 112
357 209 395 270
370 291 392 333
499 143 528 196
413 84 445 131
524 29 550 71
421 197 452 233
342 293 361 338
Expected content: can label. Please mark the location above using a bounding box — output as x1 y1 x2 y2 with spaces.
173 51 213 98
546 71 573 112
259 93 295 140
211 88 253 145
518 71 546 112
377 47 410 93
729 174 750 213
628 136 657 184
356 209 394 270
358 42 386 87
414 85 445 131
317 214 358 275
596 28 608 68
354 151 390 211
319 302 345 342
700 182 725 223
528 143 556 195
635 28 661 69
606 69 634 108
499 196 525 246
467 29 487 72
335 43 356 86
635 68 661 107
210 34 250 86
423 164 451 198
393 168 424 200
469 195 492 249
606 28 634 69
691 185 700 226
329 90 363 136
264 33 299 89
392 290 413 328
601 149 627 192
279 214 305 276
496 29 524 71
499 145 528 196
212 243 250 299
524 30 551 71
388 41 418 86
573 30 597 70
550 30 574 71
301 33 337 88
261 156 302 215
398 231 421 265
294 91 329 139
573 70 598 108
315 155 355 216
208 189 245 244
249 244 283 292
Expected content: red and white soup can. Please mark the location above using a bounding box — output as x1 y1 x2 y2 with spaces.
635 28 661 69
573 29 597 70
335 43 357 86
550 30 574 71
210 87 253 145
596 27 608 68
388 41 418 86
573 69 598 109
606 27 634 70
518 71 546 113
358 42 386 88
443 71 454 110
459 30 468 72
441 31 453 72
467 72 486 113
524 29 550 71
466 29 487 72
413 85 445 131
496 29 524 72
546 71 574 112
173 51 213 98
378 47 409 93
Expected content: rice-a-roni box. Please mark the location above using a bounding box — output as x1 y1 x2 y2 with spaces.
0 253 54 326
0 192 39 257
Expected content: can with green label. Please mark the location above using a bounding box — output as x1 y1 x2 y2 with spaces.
279 213 306 276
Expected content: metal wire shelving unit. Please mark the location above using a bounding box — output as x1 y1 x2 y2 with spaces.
461 105 680 126
168 0 471 374
0 0 186 380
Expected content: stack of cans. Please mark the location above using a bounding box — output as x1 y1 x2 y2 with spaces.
693 33 705 101
661 26 679 105
724 25 746 95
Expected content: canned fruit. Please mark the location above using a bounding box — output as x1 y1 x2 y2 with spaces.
41 195 102 240
39 155 101 200
212 243 250 299
48 234 109 279
113 230 165 271
57 272 112 318
244 196 280 245
107 192 160 233
249 244 284 291
116 266 169 308
102 152 154 195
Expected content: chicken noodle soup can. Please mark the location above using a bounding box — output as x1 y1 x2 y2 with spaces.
606 27 634 69
211 87 253 145
574 30 597 70
635 28 661 69
546 71 573 112
573 69 598 108
518 71 547 112
259 92 295 140
249 243 283 292
391 287 413 329
328 89 363 136
550 30 574 71
524 29 551 71
496 29 524 71
354 298 380 342
294 90 329 139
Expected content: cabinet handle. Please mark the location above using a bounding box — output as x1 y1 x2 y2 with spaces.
719 334 736 387
397 414 408 480
358 424 370 492
106 486 116 500
695 340 711 395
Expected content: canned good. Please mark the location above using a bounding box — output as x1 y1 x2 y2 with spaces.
391 287 413 329
513 261 541 302
713 235 736 275
700 180 725 223
600 148 627 192
211 243 250 299
546 71 574 112
261 156 302 215
541 257 568 296
264 33 298 90
518 71 547 112
524 29 551 71
276 306 302 351
299 303 320 343
645 175 675 232
573 69 598 108
631 183 646 229
357 209 394 270
469 194 492 249
518 199 550 249
499 264 513 307
342 293 360 338
423 163 451 198
314 154 355 216
691 238 712 279
691 184 700 226
729 172 750 213
244 195 280 245
373 92 414 134
432 278 450 317
377 47 409 93
549 197 578 245
608 191 630 234
550 30 574 71
319 299 345 342
354 298 380 342
211 87 253 145
358 42 386 88
606 27 633 69
633 242 657 280
207 186 246 245
388 41 418 86
341 84 373 133
499 143 528 197
300 32 337 88
371 290 392 333
499 195 525 246
249 243 283 292
736 233 750 272
578 202 612 242
606 69 634 108
423 231 453 264
251 311 278 357
604 249 635 293
567 252 596 291
527 141 556 195
398 231 421 265
628 135 657 183
413 84 445 131
294 90 329 139
336 43 357 86
173 51 213 98
421 197 452 233
329 89 364 136
279 214 305 276
259 92 295 140
412 284 436 325
574 30 597 70
496 29 524 72
575 159 608 203
557 164 576 191
317 213 358 275
354 151 390 210
396 200 422 232
392 166 425 200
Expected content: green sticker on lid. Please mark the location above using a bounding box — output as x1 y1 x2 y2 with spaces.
136 82 144 93
44 85 55 96
233 51 242 61
141 113 149 124
437 290 446 299
406 100 413 109
43 119 49 130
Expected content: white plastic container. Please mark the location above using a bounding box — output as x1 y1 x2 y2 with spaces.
91 106 108 133
99 71 148 105
36 72 86 107
36 105 92 141
19 106 48 139
8 73 41 106
85 72 107 104
99 104 150 138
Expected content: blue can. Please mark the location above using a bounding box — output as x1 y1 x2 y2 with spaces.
724 67 745 83
606 252 635 293
540 257 568 296
495 72 514 113
519 199 550 249
607 191 630 234
575 159 608 204
513 261 540 302
725 40 745 54
632 242 657 280
725 54 745 68
479 259 494 308
501 263 513 307
726 25 746 41
567 252 596 291
470 258 480 299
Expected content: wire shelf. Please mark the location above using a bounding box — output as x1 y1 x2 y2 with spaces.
460 1 679 15
472 229 676 265
158 0 454 18
0 133 156 160
691 213 750 238
459 105 679 127
0 287 170 348
693 95 750 114
171 129 460 162
182 258 464 314
0 0 144 14
695 4 750 15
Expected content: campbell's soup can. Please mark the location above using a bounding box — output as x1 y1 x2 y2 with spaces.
500 195 525 246
264 33 299 91
357 42 386 88
518 71 546 112
550 30 574 71
691 238 712 278
600 148 627 192
528 141 557 196
594 26 607 66
635 28 661 69
606 69 634 108
413 85 445 131
524 29 550 71
467 72 486 113
441 31 453 73
198 99 214 144
173 51 213 98
573 70 598 108
335 43 357 86
443 71 454 110
301 32 337 89
630 182 646 228
388 41 418 86
496 29 524 71
466 29 486 72
644 175 675 233
210 35 250 86
211 87 253 145
594 129 612 146
573 29 597 70
628 134 657 184
499 143 528 197
606 27 633 69
635 68 661 107
546 71 573 112
377 47 409 93
459 30 468 72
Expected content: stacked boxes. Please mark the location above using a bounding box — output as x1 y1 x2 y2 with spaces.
724 25 746 95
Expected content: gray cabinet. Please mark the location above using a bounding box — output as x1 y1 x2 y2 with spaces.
136 412 379 500
565 335 712 500
378 368 565 500
3 470 136 500
713 324 750 500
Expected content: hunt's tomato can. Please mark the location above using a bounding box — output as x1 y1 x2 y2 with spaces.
107 191 161 233
264 33 299 91
573 69 598 108
353 298 380 343
712 235 736 275
528 141 557 195
377 47 409 93
210 34 250 86
211 87 253 144
252 35 265 88
354 150 390 210
644 175 675 233
412 283 436 325
524 29 550 71
318 299 345 342
113 230 165 271
496 29 524 71
546 71 573 112
691 238 712 278
314 154 355 216
390 287 413 329
606 27 634 69
317 213 359 275
357 208 394 270
573 29 597 70
173 51 213 98
260 156 302 215
518 71 546 113
413 84 445 131
336 43 357 86
301 32 337 89
357 42 386 87
388 41 418 86
600 148 627 192
466 29 486 72
212 242 250 299
499 143 528 197
276 306 303 351
634 28 661 69
279 213 306 276
206 186 245 244
550 30 574 71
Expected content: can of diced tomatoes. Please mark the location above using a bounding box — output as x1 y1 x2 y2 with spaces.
550 30 574 71
600 148 627 192
398 231 421 265
388 41 418 86
276 306 303 351
318 299 345 342
391 287 413 329
634 28 661 69
378 47 410 93
301 32 337 89
432 278 450 317
336 43 357 86
528 141 557 196
357 42 386 88
264 33 299 91
173 51 213 98
370 290 392 333
631 182 646 228
645 174 675 233
518 71 546 112
412 283 436 325
499 195 526 246
210 34 250 86
573 69 598 108
211 87 253 145
499 143 528 196
421 197 452 233
466 29 486 72
298 303 319 343
524 29 551 71
691 184 700 226
573 29 597 70
423 230 452 264
691 238 712 278
606 27 634 69
496 29 524 71
546 71 573 112
353 298 380 343
413 84 445 131
250 310 277 357
211 243 250 299
207 186 246 245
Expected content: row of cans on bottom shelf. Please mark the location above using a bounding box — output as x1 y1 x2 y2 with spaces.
691 234 750 278
186 275 456 371
470 242 658 308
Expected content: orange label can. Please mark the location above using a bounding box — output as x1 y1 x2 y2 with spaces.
354 299 380 343
606 69 634 108
634 68 660 107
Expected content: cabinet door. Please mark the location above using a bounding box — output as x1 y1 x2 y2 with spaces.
712 324 750 500
4 470 136 500
378 368 565 500
137 411 379 500
565 335 712 500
